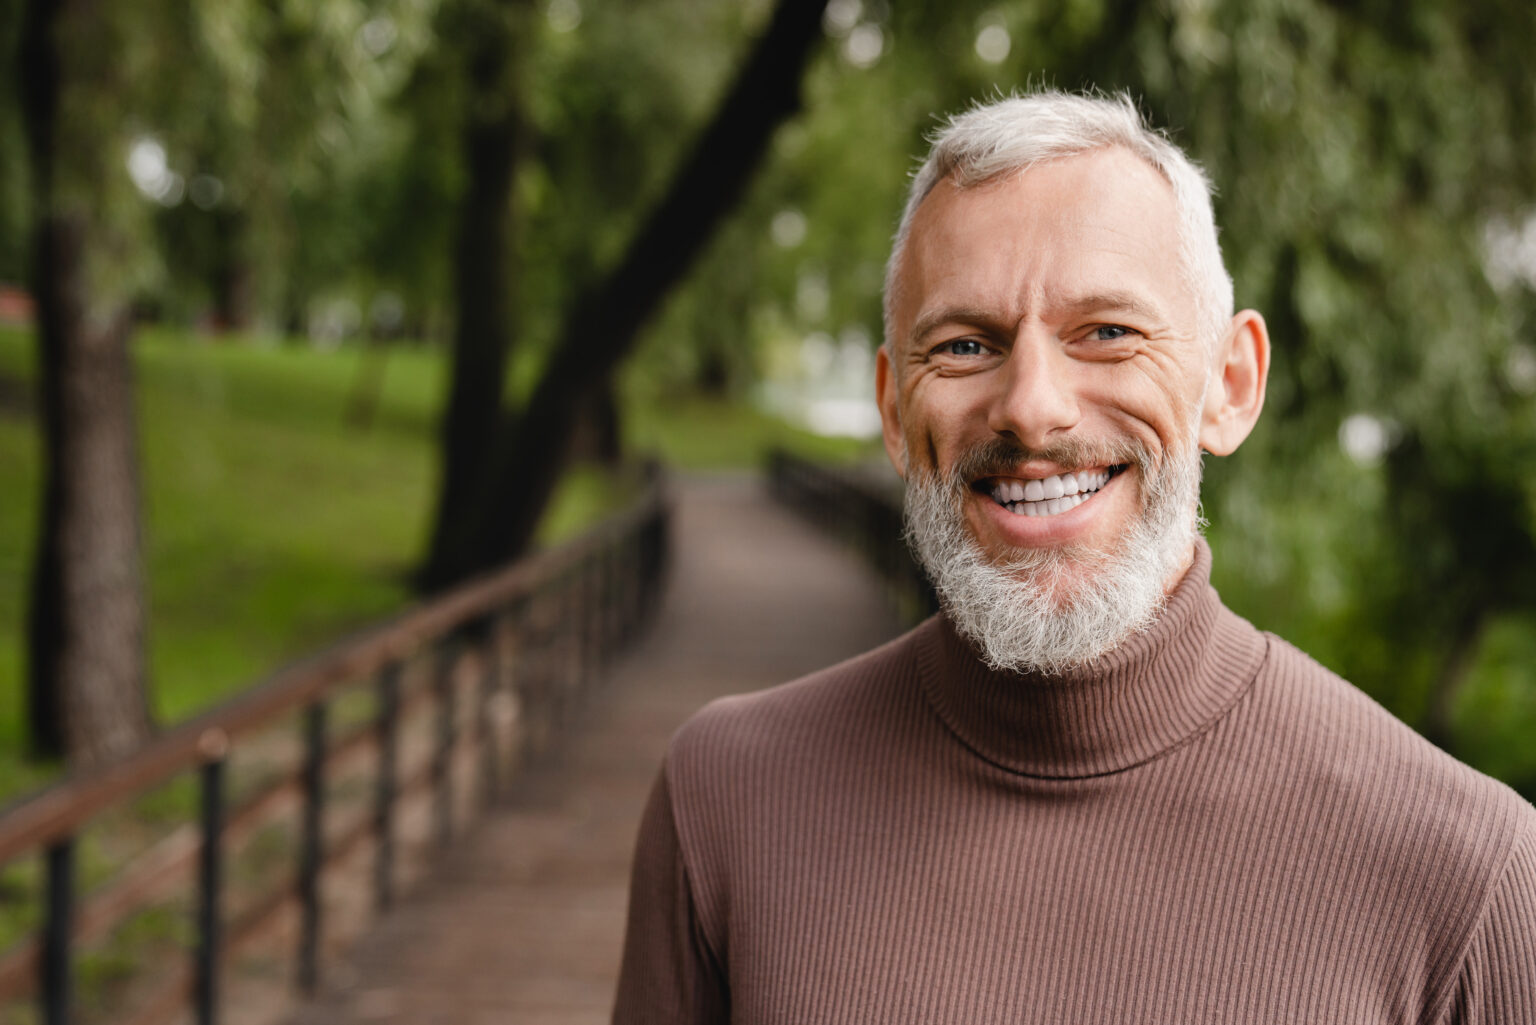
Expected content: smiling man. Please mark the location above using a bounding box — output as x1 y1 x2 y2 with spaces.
612 92 1536 1024
884 138 1261 676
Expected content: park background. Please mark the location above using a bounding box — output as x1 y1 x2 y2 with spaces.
2 0 1536 964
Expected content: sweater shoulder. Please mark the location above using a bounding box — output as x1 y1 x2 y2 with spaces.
1251 628 1536 868
656 621 931 932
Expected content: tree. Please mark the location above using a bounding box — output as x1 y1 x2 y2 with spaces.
418 0 832 588
418 0 533 589
20 0 153 765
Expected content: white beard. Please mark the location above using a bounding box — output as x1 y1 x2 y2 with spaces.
902 432 1206 676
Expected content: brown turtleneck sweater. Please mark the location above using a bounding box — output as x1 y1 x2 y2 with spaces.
612 545 1536 1023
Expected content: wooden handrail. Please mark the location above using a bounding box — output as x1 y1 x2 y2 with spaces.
765 450 936 622
0 461 670 1025
0 472 664 865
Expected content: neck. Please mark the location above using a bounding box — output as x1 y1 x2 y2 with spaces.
1160 538 1198 596
916 539 1268 778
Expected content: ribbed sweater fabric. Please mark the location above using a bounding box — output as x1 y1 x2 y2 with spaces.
613 544 1536 1023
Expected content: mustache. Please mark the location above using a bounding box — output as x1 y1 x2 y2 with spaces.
946 437 1151 485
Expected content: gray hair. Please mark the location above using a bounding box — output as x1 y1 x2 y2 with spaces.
883 91 1234 353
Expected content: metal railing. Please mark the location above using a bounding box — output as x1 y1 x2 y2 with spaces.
0 466 670 1025
765 450 937 623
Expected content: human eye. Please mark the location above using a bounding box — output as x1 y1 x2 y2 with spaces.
1089 325 1135 342
934 338 988 357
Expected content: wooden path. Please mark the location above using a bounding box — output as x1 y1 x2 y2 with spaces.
284 472 903 1025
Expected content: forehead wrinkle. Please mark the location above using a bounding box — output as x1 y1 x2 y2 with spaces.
1050 290 1171 327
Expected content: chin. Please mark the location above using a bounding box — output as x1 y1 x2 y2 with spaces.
991 540 1125 609
901 435 1207 674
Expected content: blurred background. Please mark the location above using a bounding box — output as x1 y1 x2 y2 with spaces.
2 0 1535 800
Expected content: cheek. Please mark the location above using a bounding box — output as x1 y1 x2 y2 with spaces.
902 384 988 464
1098 371 1203 454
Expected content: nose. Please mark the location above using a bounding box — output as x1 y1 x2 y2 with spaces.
986 333 1081 449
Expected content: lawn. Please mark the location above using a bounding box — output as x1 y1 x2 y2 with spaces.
0 325 874 799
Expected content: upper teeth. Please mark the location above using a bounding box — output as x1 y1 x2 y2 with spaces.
990 469 1111 517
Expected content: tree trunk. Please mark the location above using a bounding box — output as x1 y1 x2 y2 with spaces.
21 0 153 766
212 208 256 331
447 0 830 580
416 0 530 592
569 381 622 467
344 331 390 431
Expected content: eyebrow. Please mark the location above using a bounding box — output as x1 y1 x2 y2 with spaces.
1060 291 1168 325
907 305 1003 349
907 291 1169 349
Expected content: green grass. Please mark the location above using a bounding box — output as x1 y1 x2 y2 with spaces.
135 331 442 722
0 325 876 806
0 327 443 743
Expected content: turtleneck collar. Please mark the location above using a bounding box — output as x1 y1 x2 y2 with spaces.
915 540 1268 779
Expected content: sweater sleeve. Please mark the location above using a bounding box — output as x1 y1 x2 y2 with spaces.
1439 819 1536 1024
611 765 728 1025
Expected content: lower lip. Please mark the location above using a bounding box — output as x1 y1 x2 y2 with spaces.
969 471 1125 546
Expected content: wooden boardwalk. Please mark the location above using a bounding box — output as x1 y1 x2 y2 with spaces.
284 472 903 1025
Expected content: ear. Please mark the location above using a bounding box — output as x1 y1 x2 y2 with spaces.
1198 309 1270 456
875 344 907 478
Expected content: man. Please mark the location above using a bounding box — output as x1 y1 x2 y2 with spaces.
612 92 1536 1023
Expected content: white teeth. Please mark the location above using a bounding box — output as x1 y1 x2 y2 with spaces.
991 467 1116 518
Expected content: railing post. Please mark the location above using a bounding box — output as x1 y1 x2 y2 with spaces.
493 611 521 788
621 532 639 644
195 741 227 1025
519 592 548 760
41 837 75 1025
433 638 458 848
563 574 582 718
476 617 503 807
374 663 400 913
579 561 596 687
297 700 328 994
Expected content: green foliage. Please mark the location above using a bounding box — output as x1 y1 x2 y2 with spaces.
0 322 868 801
1455 613 1536 792
2 0 1533 783
0 0 26 283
